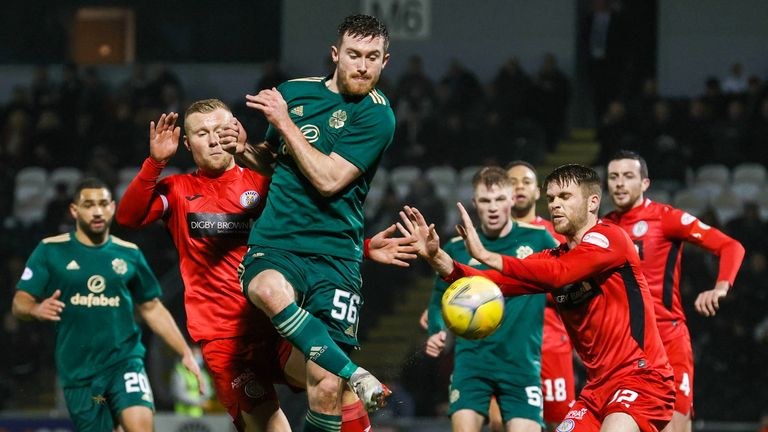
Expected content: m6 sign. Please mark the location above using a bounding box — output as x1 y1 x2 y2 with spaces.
362 0 431 40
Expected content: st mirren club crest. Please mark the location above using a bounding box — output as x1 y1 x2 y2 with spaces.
632 221 649 237
329 110 347 129
240 191 260 209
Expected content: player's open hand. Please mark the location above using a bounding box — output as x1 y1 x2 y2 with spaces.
694 281 729 317
398 206 440 260
149 113 181 163
181 351 207 396
220 117 247 155
32 290 65 321
245 88 291 130
368 224 417 267
425 330 447 357
456 203 493 264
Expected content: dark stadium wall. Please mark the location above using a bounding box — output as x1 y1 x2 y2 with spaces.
280 0 577 83
658 0 768 96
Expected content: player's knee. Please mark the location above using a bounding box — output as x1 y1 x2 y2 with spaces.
308 375 343 413
247 270 292 314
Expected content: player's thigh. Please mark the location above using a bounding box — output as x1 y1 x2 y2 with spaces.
494 374 544 426
505 417 542 432
62 384 115 432
107 359 155 423
118 405 153 432
200 337 280 421
554 400 601 432
240 398 291 432
600 412 640 432
451 409 486 432
601 371 675 432
661 411 692 432
240 246 306 314
542 349 576 425
447 371 494 419
303 255 363 348
664 335 694 417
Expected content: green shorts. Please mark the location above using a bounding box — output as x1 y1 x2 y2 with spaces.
448 369 544 425
63 358 154 431
240 245 363 348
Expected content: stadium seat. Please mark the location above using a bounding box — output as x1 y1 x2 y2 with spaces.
673 189 706 217
49 167 83 195
730 182 761 202
732 163 767 185
756 190 768 221
695 164 730 187
389 165 421 199
713 189 743 224
118 166 141 185
425 166 457 202
458 166 482 186
13 166 49 225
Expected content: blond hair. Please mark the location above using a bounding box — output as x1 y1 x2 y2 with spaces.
183 99 231 135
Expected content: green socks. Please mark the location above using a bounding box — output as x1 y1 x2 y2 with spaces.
272 303 358 379
304 410 341 431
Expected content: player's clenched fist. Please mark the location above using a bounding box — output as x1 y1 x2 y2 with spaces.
425 330 447 357
220 118 247 155
694 281 729 317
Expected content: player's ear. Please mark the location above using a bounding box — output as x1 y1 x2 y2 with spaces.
69 202 78 220
588 194 600 214
330 45 339 64
641 177 650 192
183 136 191 151
534 186 541 201
381 52 390 69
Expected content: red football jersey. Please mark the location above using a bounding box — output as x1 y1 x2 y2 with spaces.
604 199 744 342
117 158 271 341
446 221 672 384
529 216 571 354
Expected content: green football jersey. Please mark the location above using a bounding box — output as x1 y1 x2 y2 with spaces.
428 223 558 377
16 232 162 387
249 76 395 261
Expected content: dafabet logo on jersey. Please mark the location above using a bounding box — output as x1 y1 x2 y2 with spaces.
70 274 121 308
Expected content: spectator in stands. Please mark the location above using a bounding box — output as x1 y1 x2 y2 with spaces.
629 77 660 127
32 110 64 169
396 55 436 107
43 182 74 236
681 98 715 168
440 59 485 118
30 65 55 114
702 77 727 119
749 98 768 166
643 100 687 185
725 202 768 255
581 0 628 121
2 109 32 167
490 57 532 124
120 64 151 109
711 100 749 166
596 100 634 164
722 62 747 94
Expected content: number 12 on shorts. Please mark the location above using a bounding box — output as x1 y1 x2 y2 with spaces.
609 388 639 407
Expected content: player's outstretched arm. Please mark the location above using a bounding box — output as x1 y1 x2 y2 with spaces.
455 203 503 271
246 89 362 196
220 118 277 177
12 290 65 321
399 205 454 276
365 224 417 267
138 298 205 395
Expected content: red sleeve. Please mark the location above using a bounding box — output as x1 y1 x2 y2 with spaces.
500 226 628 289
115 157 169 228
662 208 745 285
441 261 546 295
363 238 371 259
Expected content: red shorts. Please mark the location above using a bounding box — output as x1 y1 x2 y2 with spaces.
555 369 675 432
663 331 694 416
200 333 294 421
541 349 575 424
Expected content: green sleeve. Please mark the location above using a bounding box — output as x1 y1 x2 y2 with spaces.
333 104 395 172
16 243 51 298
427 274 449 335
544 231 559 249
264 124 280 148
129 250 162 303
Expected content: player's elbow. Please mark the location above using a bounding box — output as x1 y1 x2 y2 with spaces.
115 210 139 228
315 179 344 197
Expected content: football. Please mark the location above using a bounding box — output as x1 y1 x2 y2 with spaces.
441 276 505 340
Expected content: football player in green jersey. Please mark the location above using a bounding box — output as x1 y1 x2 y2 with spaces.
223 14 395 430
13 178 202 432
424 167 557 432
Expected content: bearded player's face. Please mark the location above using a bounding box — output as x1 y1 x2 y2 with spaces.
70 188 114 237
332 33 389 97
607 158 649 211
546 181 591 237
507 165 540 214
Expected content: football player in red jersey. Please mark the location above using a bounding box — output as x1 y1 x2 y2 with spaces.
506 161 575 430
401 164 675 432
604 150 745 432
117 99 414 432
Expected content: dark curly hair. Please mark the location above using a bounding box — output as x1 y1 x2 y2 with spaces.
544 164 602 198
337 14 390 52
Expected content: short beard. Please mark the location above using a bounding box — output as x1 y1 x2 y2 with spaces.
78 218 109 244
512 200 534 216
338 73 377 97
